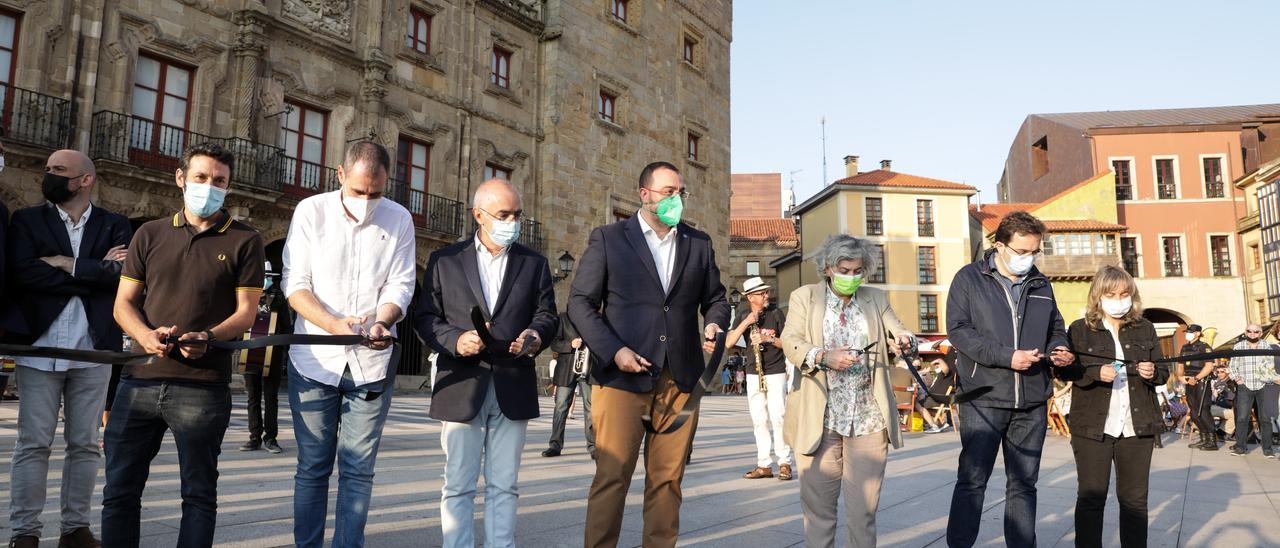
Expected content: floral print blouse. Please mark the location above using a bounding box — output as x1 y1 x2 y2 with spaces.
816 290 887 437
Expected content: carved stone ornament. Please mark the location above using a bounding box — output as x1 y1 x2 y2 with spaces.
283 0 352 39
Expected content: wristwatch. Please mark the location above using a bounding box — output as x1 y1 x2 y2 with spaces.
204 330 217 342
373 320 393 331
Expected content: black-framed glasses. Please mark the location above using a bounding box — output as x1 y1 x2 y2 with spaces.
645 187 690 200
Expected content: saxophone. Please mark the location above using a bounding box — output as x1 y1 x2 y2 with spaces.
750 324 767 394
571 345 591 376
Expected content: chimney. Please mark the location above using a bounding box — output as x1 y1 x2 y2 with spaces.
880 159 892 171
843 155 859 177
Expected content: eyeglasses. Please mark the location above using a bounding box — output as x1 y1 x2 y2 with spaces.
644 187 690 200
1001 244 1042 257
1247 330 1263 334
478 207 522 222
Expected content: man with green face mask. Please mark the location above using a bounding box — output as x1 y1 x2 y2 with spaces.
570 161 730 548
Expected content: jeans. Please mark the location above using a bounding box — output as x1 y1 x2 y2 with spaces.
244 359 283 442
947 403 1047 548
1234 384 1275 452
101 378 231 548
1071 434 1154 548
440 381 529 548
8 364 111 537
746 372 792 467
548 377 594 452
290 364 395 548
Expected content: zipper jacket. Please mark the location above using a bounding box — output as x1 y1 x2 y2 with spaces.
945 249 1070 409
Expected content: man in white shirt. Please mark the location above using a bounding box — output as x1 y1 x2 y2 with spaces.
6 150 131 548
282 141 416 548
415 179 559 548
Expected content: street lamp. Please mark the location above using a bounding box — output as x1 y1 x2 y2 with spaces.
729 289 742 308
553 251 575 282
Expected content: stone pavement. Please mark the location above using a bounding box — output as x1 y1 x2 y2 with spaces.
3 393 1280 547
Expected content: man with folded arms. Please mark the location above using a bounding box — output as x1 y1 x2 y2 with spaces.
7 149 131 548
105 143 263 547
283 141 415 547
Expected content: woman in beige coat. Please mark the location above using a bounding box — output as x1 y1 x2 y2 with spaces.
781 234 914 548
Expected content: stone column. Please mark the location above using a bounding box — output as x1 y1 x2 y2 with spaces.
232 5 268 141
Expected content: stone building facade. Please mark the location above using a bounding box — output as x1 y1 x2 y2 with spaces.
0 0 733 376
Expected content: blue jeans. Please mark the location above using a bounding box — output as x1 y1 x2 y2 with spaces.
947 402 1047 548
289 365 395 548
101 378 231 548
440 381 529 548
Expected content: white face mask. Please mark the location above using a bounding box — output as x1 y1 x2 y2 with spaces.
1100 297 1132 318
342 195 381 222
1000 247 1035 275
1185 333 1197 342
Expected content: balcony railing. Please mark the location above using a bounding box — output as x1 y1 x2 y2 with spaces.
88 110 286 192
918 222 935 237
1039 253 1123 278
387 179 465 237
0 85 71 149
520 218 544 251
866 219 883 236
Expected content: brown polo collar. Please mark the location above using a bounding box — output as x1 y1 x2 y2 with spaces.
171 210 233 234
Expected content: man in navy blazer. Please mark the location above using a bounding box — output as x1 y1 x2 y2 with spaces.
570 161 730 548
416 179 558 548
6 149 131 548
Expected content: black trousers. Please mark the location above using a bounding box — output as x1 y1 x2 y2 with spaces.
245 357 284 442
1234 384 1275 452
1187 383 1214 435
1071 434 1154 548
548 376 594 451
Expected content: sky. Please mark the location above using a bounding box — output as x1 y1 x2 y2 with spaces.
730 0 1280 207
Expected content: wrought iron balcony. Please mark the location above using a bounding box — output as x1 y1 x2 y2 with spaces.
0 85 71 149
386 178 465 237
88 110 286 192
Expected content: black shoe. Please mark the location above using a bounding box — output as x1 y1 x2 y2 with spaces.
1189 438 1205 449
1231 446 1247 456
1154 435 1163 449
541 447 561 458
263 439 283 454
239 440 261 452
1265 449 1277 459
1200 440 1219 451
589 448 598 460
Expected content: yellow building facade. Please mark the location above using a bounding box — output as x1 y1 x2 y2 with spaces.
1236 157 1280 325
784 159 976 333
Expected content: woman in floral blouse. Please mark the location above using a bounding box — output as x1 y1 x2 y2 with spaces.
781 235 915 548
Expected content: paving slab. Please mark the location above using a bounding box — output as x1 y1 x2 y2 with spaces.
4 394 1280 546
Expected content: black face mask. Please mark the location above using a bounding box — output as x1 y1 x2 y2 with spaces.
41 173 79 204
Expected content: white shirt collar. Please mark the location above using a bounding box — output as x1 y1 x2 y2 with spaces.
54 203 92 227
637 211 676 242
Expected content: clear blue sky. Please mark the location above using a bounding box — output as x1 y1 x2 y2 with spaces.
731 0 1280 206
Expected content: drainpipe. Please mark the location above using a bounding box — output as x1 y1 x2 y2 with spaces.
66 10 86 148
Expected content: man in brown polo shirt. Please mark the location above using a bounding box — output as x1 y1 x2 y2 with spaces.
103 143 264 548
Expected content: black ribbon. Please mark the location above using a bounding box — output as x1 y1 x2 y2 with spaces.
1072 347 1280 366
642 331 726 435
469 306 536 360
899 342 993 405
0 334 384 367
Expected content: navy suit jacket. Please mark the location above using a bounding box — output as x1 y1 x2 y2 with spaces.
5 203 132 350
416 238 558 422
568 216 730 394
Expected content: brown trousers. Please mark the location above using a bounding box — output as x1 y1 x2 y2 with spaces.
584 370 699 548
796 429 889 548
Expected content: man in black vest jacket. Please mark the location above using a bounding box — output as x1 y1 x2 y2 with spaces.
570 161 730 548
416 178 558 548
945 212 1072 548
542 310 596 458
6 149 131 548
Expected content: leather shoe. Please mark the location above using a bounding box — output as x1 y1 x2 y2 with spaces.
240 440 261 451
541 447 561 457
57 527 101 548
743 466 774 479
778 464 793 481
9 536 38 548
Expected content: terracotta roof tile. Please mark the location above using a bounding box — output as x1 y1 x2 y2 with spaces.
831 169 977 192
731 218 798 246
968 204 1126 233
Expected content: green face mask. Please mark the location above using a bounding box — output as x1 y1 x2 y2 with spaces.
652 194 684 227
830 272 862 296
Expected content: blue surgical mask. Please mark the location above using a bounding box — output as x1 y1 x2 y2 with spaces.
485 218 521 248
183 182 226 218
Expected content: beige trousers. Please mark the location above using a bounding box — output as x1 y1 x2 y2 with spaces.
796 428 888 548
